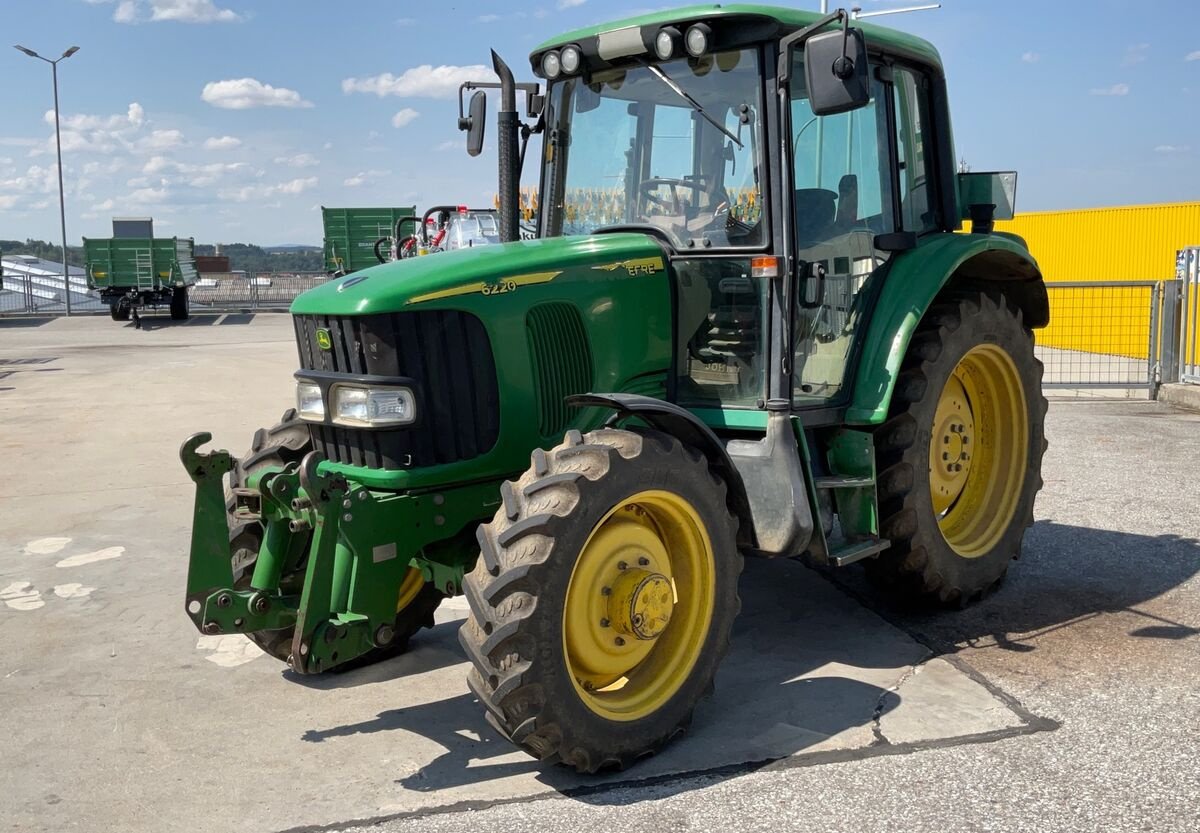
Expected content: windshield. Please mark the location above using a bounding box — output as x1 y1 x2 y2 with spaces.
540 48 766 249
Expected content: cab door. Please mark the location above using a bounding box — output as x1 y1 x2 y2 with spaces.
785 51 896 404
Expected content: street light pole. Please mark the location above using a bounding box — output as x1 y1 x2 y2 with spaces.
14 44 80 315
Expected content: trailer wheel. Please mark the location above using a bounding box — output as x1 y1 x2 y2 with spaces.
169 287 190 321
110 302 130 322
461 428 741 772
228 410 443 665
870 290 1047 607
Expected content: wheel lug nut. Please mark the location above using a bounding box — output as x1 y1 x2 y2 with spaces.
601 587 611 596
614 637 626 647
942 452 949 461
617 561 628 571
638 557 649 567
600 618 610 628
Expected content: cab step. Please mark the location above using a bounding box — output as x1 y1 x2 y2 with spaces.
828 537 890 567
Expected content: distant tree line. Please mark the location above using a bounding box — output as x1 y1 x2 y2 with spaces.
194 243 323 274
1 238 323 273
0 239 85 267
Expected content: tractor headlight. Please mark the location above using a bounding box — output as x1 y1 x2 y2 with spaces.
685 23 711 58
654 27 679 61
332 385 416 427
560 44 582 74
296 382 325 421
541 50 562 79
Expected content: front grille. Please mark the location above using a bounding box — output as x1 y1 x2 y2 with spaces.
526 302 594 438
294 311 500 469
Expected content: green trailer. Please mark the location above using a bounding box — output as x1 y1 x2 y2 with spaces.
321 206 417 276
84 236 198 322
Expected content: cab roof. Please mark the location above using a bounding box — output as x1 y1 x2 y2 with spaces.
531 4 943 74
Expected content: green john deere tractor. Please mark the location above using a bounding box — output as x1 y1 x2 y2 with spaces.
182 5 1048 771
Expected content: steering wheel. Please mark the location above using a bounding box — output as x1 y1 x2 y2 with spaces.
638 177 708 215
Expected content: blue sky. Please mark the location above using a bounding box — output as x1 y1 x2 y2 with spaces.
1 0 1198 245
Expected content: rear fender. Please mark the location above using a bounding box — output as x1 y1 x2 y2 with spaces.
846 233 1047 425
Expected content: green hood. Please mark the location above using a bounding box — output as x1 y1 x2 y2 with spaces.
291 233 666 316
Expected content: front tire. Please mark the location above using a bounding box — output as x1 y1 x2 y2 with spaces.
460 428 742 772
870 290 1047 606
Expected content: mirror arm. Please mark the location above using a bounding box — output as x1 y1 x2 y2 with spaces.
777 9 847 83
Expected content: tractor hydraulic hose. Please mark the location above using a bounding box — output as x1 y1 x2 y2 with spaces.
373 237 389 264
492 50 520 243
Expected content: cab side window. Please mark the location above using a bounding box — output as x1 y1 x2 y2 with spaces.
893 67 938 234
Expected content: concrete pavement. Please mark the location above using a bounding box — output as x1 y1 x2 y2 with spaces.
1 315 1196 833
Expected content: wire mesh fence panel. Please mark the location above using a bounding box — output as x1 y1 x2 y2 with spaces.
252 273 332 307
0 273 104 316
1037 281 1160 390
189 273 257 309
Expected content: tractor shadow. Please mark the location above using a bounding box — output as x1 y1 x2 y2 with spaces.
828 520 1200 654
299 558 911 797
294 521 1200 806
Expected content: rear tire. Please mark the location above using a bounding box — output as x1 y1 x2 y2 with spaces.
228 410 442 665
869 290 1047 607
460 428 742 772
110 303 130 322
170 287 190 321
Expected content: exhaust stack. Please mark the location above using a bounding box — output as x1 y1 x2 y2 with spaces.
491 50 520 244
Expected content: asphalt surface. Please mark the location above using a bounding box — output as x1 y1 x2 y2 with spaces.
1 314 1197 833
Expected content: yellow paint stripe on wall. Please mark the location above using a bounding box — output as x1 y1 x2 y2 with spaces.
996 202 1200 359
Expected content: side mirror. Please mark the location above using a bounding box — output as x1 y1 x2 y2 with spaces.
465 91 487 157
804 27 869 116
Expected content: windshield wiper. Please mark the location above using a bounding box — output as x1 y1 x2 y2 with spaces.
645 64 743 149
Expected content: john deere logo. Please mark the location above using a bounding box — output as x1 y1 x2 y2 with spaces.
315 328 332 351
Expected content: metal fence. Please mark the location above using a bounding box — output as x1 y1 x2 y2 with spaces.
1037 280 1163 393
0 271 331 315
4 265 1197 399
1178 247 1199 384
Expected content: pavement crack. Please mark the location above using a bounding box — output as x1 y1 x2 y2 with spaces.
871 651 933 745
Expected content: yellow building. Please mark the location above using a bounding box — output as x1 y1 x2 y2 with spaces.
997 202 1200 359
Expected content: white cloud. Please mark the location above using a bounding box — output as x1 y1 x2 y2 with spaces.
396 17 415 27
1154 144 1191 154
342 65 493 99
391 108 420 128
137 128 186 152
204 135 241 150
477 14 500 23
219 176 317 202
343 169 389 188
100 0 242 24
274 153 319 168
558 0 586 8
114 0 137 22
47 102 144 131
201 78 313 109
1021 52 1039 64
1187 51 1200 62
1089 83 1130 96
1122 43 1149 67
0 195 20 209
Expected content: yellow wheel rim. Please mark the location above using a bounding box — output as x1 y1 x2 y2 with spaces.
396 566 424 612
929 344 1029 558
562 490 716 722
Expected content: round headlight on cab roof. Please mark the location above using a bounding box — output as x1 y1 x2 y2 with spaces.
685 23 711 58
654 27 679 61
541 50 562 79
560 44 582 74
